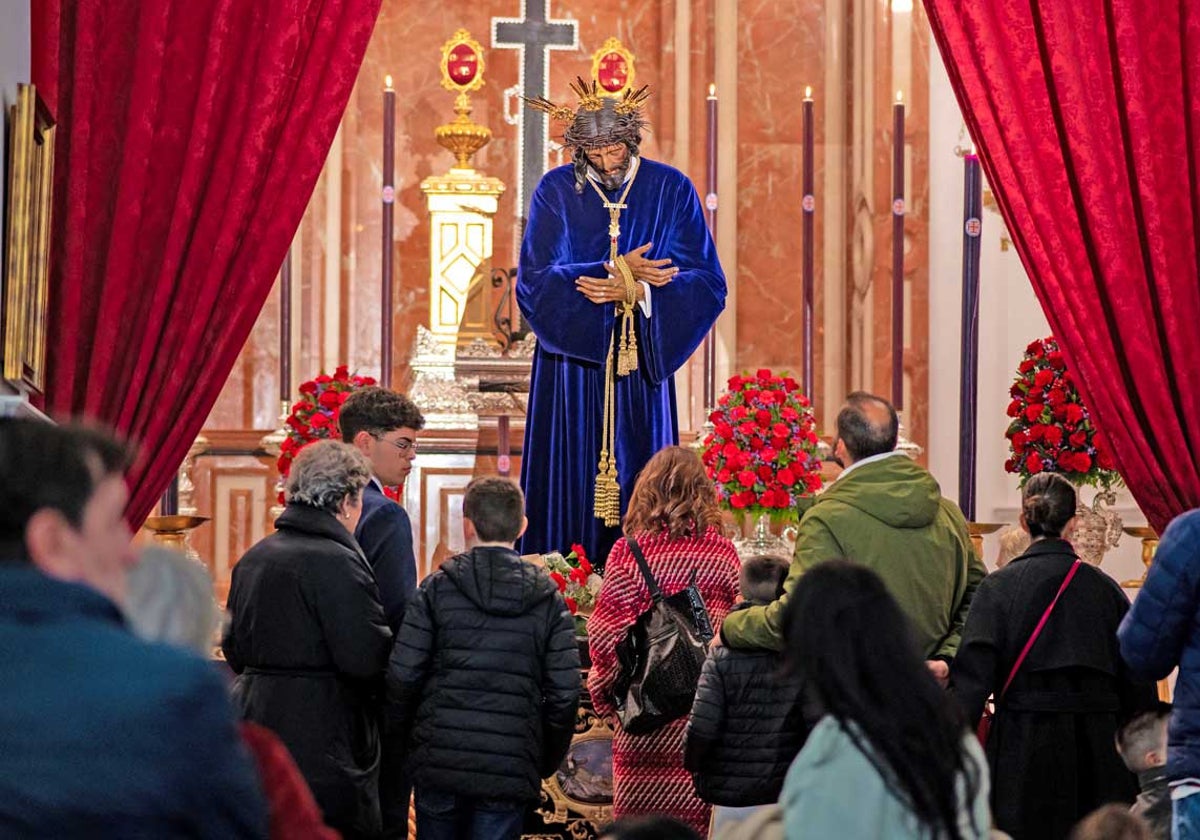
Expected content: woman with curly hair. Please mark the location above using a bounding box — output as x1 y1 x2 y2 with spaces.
587 446 740 834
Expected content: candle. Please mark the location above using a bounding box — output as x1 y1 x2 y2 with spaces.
891 90 905 410
801 85 815 399
958 150 983 521
279 247 292 403
498 415 511 477
702 83 718 412
381 75 396 388
160 476 179 517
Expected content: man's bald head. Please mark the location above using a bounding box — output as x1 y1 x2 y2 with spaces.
835 392 899 464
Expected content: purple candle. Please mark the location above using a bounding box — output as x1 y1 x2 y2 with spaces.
279 247 292 403
381 75 396 388
958 151 983 521
891 91 905 410
801 86 815 399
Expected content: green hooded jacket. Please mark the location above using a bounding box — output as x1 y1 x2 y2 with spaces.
721 453 986 659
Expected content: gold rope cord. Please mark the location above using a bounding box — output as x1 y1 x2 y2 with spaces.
587 168 640 525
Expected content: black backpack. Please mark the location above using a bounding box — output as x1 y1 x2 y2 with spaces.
611 537 714 735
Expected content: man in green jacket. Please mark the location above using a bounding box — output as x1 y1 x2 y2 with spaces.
721 392 986 680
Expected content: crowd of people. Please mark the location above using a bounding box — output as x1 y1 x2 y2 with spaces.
1 385 1198 840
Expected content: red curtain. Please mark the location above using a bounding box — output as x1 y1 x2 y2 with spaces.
33 0 381 524
924 0 1200 533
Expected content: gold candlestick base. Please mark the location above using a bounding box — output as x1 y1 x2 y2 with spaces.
967 522 1004 561
142 515 210 564
1121 526 1159 588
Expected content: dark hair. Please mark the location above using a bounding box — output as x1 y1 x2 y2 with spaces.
598 816 700 840
0 419 132 560
623 446 721 539
338 387 425 444
740 554 788 603
1021 472 1077 539
782 560 982 840
1068 804 1152 840
463 477 525 543
1116 702 1171 773
835 391 898 461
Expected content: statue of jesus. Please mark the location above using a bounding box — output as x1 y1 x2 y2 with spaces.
517 80 726 567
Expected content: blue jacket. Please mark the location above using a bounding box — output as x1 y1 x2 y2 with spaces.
1119 508 1200 781
356 481 418 633
0 564 268 838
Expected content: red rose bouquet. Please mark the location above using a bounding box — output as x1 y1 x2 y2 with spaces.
276 365 378 503
541 543 601 617
1004 337 1119 490
700 368 823 520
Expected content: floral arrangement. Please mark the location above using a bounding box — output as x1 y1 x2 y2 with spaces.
700 368 824 519
542 543 602 616
276 365 378 503
1004 337 1119 490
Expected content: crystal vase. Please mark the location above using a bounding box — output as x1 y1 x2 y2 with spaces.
1073 489 1123 566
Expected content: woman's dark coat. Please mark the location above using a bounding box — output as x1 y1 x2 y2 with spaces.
223 504 393 839
951 538 1157 840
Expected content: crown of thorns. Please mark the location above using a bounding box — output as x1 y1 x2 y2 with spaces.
524 77 651 148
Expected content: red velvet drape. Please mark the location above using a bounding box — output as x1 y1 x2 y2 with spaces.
33 0 381 524
924 0 1200 533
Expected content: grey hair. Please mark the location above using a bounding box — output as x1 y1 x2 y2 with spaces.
285 440 371 514
124 547 219 656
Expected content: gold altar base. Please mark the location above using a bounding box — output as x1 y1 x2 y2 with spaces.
142 515 210 563
1121 526 1159 588
967 522 1004 561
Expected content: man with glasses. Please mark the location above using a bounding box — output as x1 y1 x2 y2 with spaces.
339 386 426 838
339 386 426 634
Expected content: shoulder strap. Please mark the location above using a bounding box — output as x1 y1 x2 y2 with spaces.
626 537 664 601
999 559 1082 699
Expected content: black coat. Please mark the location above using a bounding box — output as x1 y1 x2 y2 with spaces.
684 603 810 806
950 539 1158 840
223 504 394 839
386 546 581 802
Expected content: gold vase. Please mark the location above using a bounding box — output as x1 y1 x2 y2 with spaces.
142 515 210 564
1120 526 1159 587
967 522 1004 561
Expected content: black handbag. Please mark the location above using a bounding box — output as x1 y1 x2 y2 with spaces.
611 537 714 735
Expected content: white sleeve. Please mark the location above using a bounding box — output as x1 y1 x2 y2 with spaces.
637 282 652 318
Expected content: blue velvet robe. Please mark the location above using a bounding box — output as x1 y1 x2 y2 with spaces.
516 159 726 566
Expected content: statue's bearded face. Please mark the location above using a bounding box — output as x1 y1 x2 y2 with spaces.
585 143 631 190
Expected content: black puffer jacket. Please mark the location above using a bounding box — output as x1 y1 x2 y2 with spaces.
386 546 581 801
684 603 810 806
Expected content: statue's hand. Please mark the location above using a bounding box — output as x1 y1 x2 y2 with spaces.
575 274 644 305
622 242 678 287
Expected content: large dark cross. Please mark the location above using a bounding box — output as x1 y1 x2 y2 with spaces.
492 0 578 218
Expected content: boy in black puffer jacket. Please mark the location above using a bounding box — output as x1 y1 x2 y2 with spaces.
386 477 580 840
685 555 810 833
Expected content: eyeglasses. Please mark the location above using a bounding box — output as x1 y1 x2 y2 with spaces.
375 435 417 454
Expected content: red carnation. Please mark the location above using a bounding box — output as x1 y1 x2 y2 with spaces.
1043 426 1064 446
334 365 350 381
299 381 317 395
310 412 332 430
571 543 588 562
1068 431 1088 449
1004 458 1018 473
771 436 788 450
723 442 740 459
1024 404 1046 422
1072 452 1092 472
749 437 766 451
1018 360 1035 374
1028 425 1045 441
1048 351 1066 369
549 572 567 593
1025 453 1044 473
738 421 758 437
319 390 341 409
315 374 332 384
778 468 797 487
1046 388 1067 407
579 556 593 575
757 368 772 381
569 567 588 586
715 421 734 439
730 491 750 509
772 422 790 438
717 468 732 483
1010 430 1028 452
1010 383 1026 399
1007 399 1023 418
756 409 773 428
730 405 748 420
728 375 744 390
758 465 774 482
737 470 757 488
1065 404 1085 424
1034 369 1055 389
782 376 799 392
1027 340 1046 357
564 597 578 615
781 406 799 421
